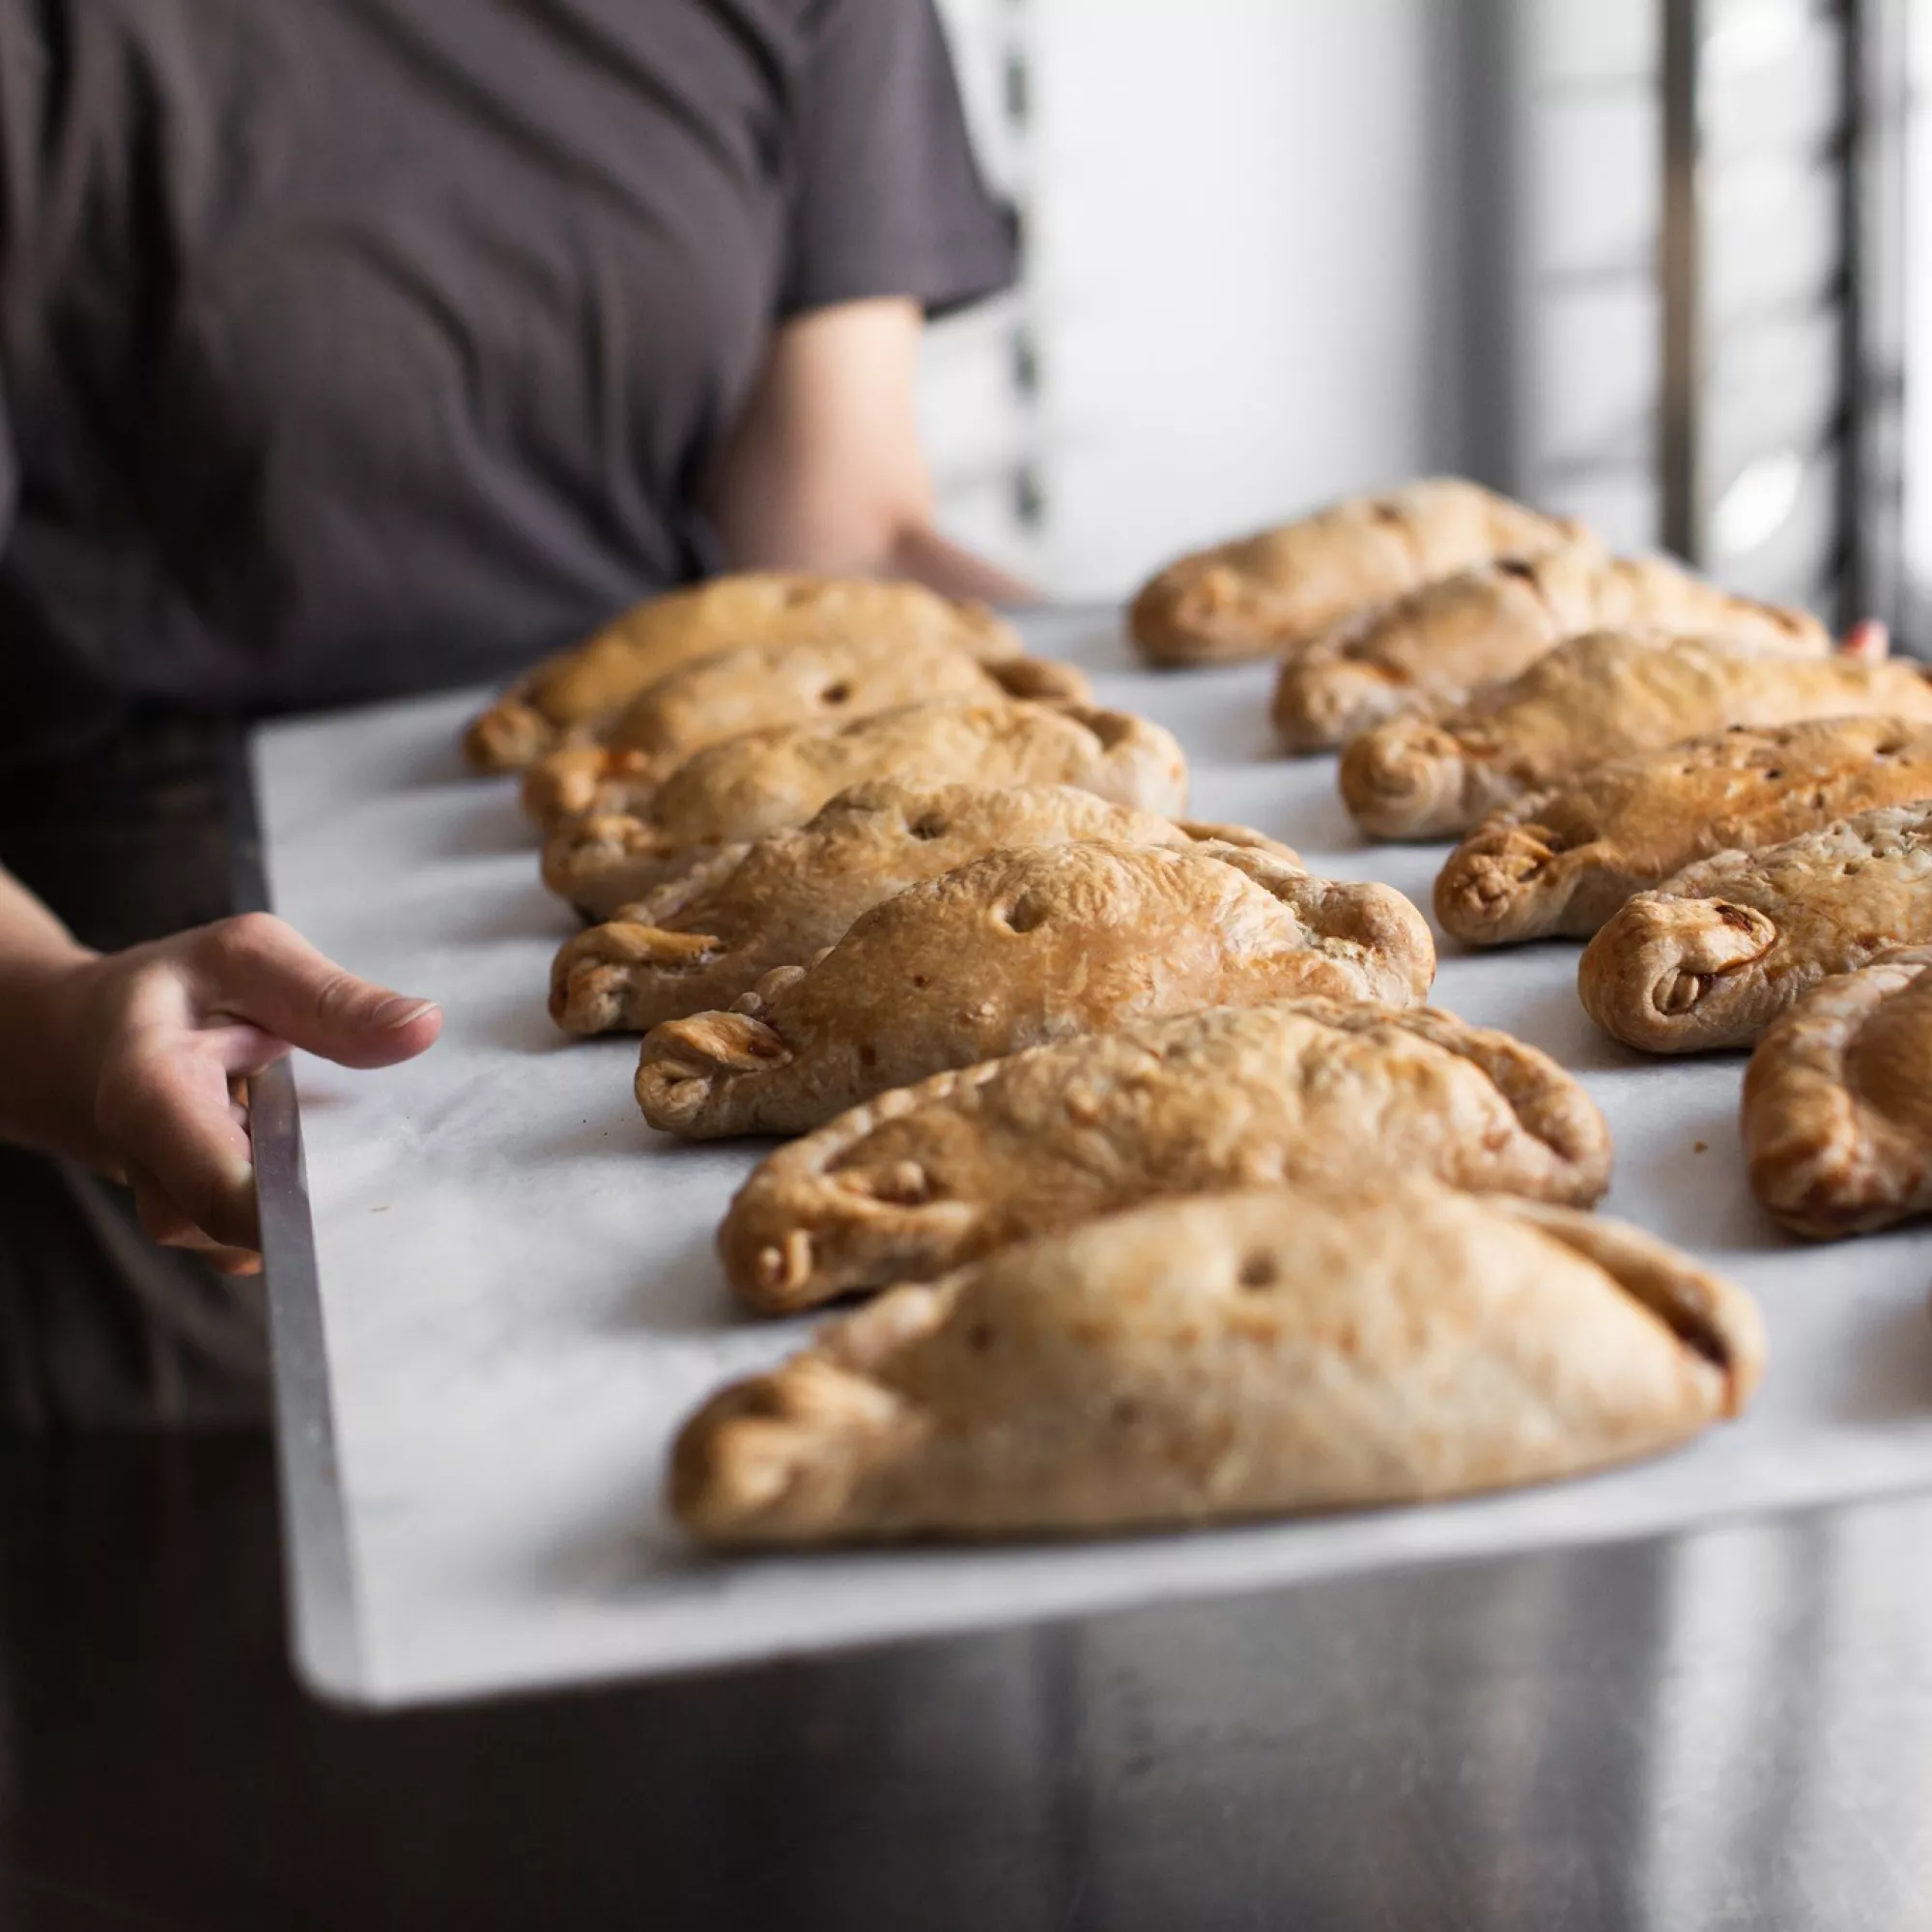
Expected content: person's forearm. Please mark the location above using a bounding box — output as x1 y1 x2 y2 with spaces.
711 466 1040 606
0 867 106 1162
885 520 1041 608
707 299 1042 608
719 501 1040 607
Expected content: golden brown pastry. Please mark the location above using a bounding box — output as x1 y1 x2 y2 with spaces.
1577 804 1932 1054
1436 717 1932 946
634 841 1435 1138
1742 947 1932 1237
462 573 1023 772
670 1179 1764 1546
518 634 1092 827
1272 544 1829 752
1341 633 1932 841
718 1000 1613 1313
554 783 1296 1034
542 698 1188 909
1129 478 1581 668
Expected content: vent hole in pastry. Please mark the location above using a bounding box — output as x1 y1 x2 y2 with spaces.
1659 973 1709 1015
1763 767 1783 781
909 813 949 840
1496 558 1537 581
1237 1250 1280 1291
998 895 1051 935
821 682 852 707
1811 790 1829 808
858 1044 879 1067
911 974 927 988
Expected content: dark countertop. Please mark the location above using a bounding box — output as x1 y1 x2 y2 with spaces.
4 1435 1930 1930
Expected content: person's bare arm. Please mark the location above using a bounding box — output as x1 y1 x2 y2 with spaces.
0 868 440 1273
706 297 1040 606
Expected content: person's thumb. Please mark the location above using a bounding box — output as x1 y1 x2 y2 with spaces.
193 913 442 1069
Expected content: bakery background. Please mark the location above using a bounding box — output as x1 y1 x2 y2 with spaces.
921 0 1919 644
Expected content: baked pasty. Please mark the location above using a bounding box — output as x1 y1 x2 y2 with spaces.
542 698 1188 909
1436 717 1932 946
552 782 1297 1033
462 573 1022 772
519 634 1091 828
1577 804 1932 1053
634 841 1435 1138
718 1000 1612 1313
1742 946 1932 1237
1129 479 1581 667
670 1180 1764 1545
1272 544 1828 752
1341 633 1932 841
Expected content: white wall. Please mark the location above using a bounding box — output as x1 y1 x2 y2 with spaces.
1907 1 1932 616
923 0 1460 601
921 1 1686 602
1027 0 1453 598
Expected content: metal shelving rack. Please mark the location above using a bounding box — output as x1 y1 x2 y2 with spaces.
1660 0 1909 637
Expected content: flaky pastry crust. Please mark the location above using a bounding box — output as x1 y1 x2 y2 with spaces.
541 698 1188 911
1743 946 1932 1238
1578 805 1932 1053
1273 544 1828 752
1341 633 1932 841
670 1180 1763 1545
551 781 1297 1033
517 634 1091 827
634 840 1435 1138
1436 717 1932 946
717 1000 1612 1313
1129 479 1581 667
461 573 1022 772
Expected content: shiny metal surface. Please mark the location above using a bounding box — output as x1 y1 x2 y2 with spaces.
233 736 365 1699
4 1435 1932 1928
250 1054 365 1700
216 665 1932 1916
1662 0 1706 567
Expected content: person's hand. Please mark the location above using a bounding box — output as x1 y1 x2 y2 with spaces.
1841 618 1889 662
38 913 441 1273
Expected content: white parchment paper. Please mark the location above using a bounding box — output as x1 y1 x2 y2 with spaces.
254 609 1932 1707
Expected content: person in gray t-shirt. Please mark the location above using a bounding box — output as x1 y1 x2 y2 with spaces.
0 0 1031 1425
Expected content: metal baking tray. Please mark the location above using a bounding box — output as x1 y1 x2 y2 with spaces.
250 608 1932 1708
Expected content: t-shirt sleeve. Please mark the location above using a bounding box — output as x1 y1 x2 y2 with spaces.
781 0 1017 320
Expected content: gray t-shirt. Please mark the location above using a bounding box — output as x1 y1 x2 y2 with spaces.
0 0 1014 761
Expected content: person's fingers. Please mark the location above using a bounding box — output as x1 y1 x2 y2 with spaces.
1840 617 1889 662
189 913 442 1070
127 1163 264 1273
103 1049 261 1252
128 1163 219 1244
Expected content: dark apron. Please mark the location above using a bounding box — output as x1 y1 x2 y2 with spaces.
0 713 270 1429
